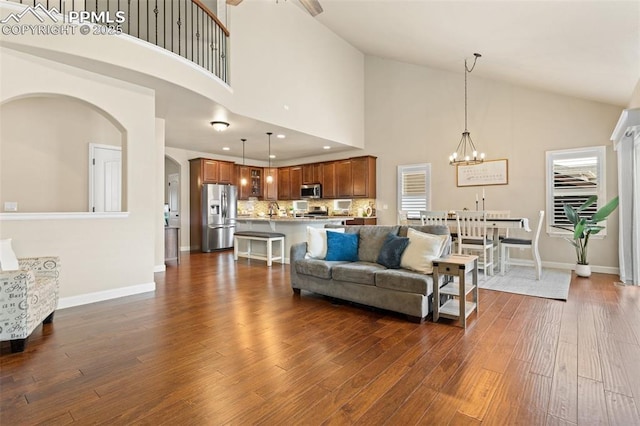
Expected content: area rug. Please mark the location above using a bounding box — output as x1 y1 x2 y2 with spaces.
477 266 571 301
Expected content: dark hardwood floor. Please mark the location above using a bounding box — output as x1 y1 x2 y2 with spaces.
2 251 640 425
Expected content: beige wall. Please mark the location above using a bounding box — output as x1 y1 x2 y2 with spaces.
229 1 365 148
0 47 157 303
629 79 640 108
363 56 622 271
0 96 122 212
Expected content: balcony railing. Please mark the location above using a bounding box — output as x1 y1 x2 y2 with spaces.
8 0 230 83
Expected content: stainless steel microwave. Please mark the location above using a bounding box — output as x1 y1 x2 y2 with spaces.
300 183 322 199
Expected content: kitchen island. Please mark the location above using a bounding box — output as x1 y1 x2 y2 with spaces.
235 216 352 264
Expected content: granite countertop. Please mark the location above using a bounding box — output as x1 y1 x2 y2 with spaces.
235 216 380 222
236 216 354 222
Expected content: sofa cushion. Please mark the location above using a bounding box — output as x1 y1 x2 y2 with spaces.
332 262 385 286
375 269 435 296
376 233 410 269
400 228 449 274
295 259 350 279
305 227 345 259
325 231 359 261
357 226 400 263
398 224 450 237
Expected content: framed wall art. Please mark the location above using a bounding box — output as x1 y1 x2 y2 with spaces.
456 159 509 187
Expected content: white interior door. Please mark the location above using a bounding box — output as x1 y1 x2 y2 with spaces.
168 173 180 227
90 144 122 212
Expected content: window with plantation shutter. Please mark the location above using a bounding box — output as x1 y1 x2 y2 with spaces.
397 164 431 220
545 146 606 236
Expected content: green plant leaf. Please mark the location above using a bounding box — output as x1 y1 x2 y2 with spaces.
577 195 597 212
563 204 579 225
574 219 586 240
563 237 579 248
591 196 619 223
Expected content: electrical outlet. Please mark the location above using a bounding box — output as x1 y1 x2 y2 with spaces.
383 204 388 210
4 201 18 212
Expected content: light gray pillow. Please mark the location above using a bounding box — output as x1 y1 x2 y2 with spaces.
358 226 400 263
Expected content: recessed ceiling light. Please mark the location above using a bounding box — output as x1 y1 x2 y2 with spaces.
269 154 276 159
323 146 331 150
276 134 286 139
222 147 230 151
283 105 289 110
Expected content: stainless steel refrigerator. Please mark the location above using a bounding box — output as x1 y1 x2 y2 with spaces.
201 184 237 252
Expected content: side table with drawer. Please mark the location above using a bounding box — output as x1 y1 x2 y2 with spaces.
432 254 478 329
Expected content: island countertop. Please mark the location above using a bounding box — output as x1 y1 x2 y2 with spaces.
236 216 354 222
235 216 354 264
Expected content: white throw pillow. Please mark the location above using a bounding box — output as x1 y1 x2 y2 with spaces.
305 227 345 259
400 228 449 274
0 238 20 271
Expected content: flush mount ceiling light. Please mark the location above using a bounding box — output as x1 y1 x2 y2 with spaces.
266 132 274 184
449 53 486 166
240 138 247 186
210 121 230 132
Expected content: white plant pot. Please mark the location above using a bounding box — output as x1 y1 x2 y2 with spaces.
575 264 591 278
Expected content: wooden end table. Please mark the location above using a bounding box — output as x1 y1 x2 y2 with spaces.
432 254 479 329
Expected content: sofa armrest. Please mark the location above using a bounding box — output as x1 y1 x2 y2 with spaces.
290 242 307 288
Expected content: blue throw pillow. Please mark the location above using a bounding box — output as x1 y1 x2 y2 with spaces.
377 233 410 269
325 231 359 261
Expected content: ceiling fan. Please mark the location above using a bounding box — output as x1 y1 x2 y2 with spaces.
227 0 324 17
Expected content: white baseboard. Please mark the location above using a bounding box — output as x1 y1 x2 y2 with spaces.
154 264 166 272
541 261 619 276
504 259 619 276
58 282 156 309
180 246 191 252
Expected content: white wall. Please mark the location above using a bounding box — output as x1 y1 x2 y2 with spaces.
228 1 365 148
363 56 622 271
0 47 157 305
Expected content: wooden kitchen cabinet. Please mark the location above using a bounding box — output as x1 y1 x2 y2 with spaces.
302 163 322 184
290 166 302 199
237 166 262 200
218 161 234 184
277 167 291 200
351 156 376 198
321 162 336 198
263 167 278 200
336 159 353 198
202 159 218 183
345 217 377 225
276 166 302 200
192 158 235 184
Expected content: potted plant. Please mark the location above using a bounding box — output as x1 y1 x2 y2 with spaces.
556 195 619 277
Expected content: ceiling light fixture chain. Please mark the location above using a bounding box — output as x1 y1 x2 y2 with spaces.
240 138 247 186
449 53 485 166
266 132 273 184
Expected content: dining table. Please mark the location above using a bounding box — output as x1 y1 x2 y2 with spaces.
410 215 532 273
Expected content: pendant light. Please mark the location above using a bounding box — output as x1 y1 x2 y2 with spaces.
449 53 486 166
240 138 247 186
266 132 273 184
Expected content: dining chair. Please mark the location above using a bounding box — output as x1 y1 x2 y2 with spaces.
419 210 448 225
486 210 511 264
500 210 544 280
456 211 494 278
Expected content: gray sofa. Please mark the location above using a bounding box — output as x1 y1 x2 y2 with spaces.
290 224 451 322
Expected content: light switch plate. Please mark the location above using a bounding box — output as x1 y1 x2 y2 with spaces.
4 201 18 212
